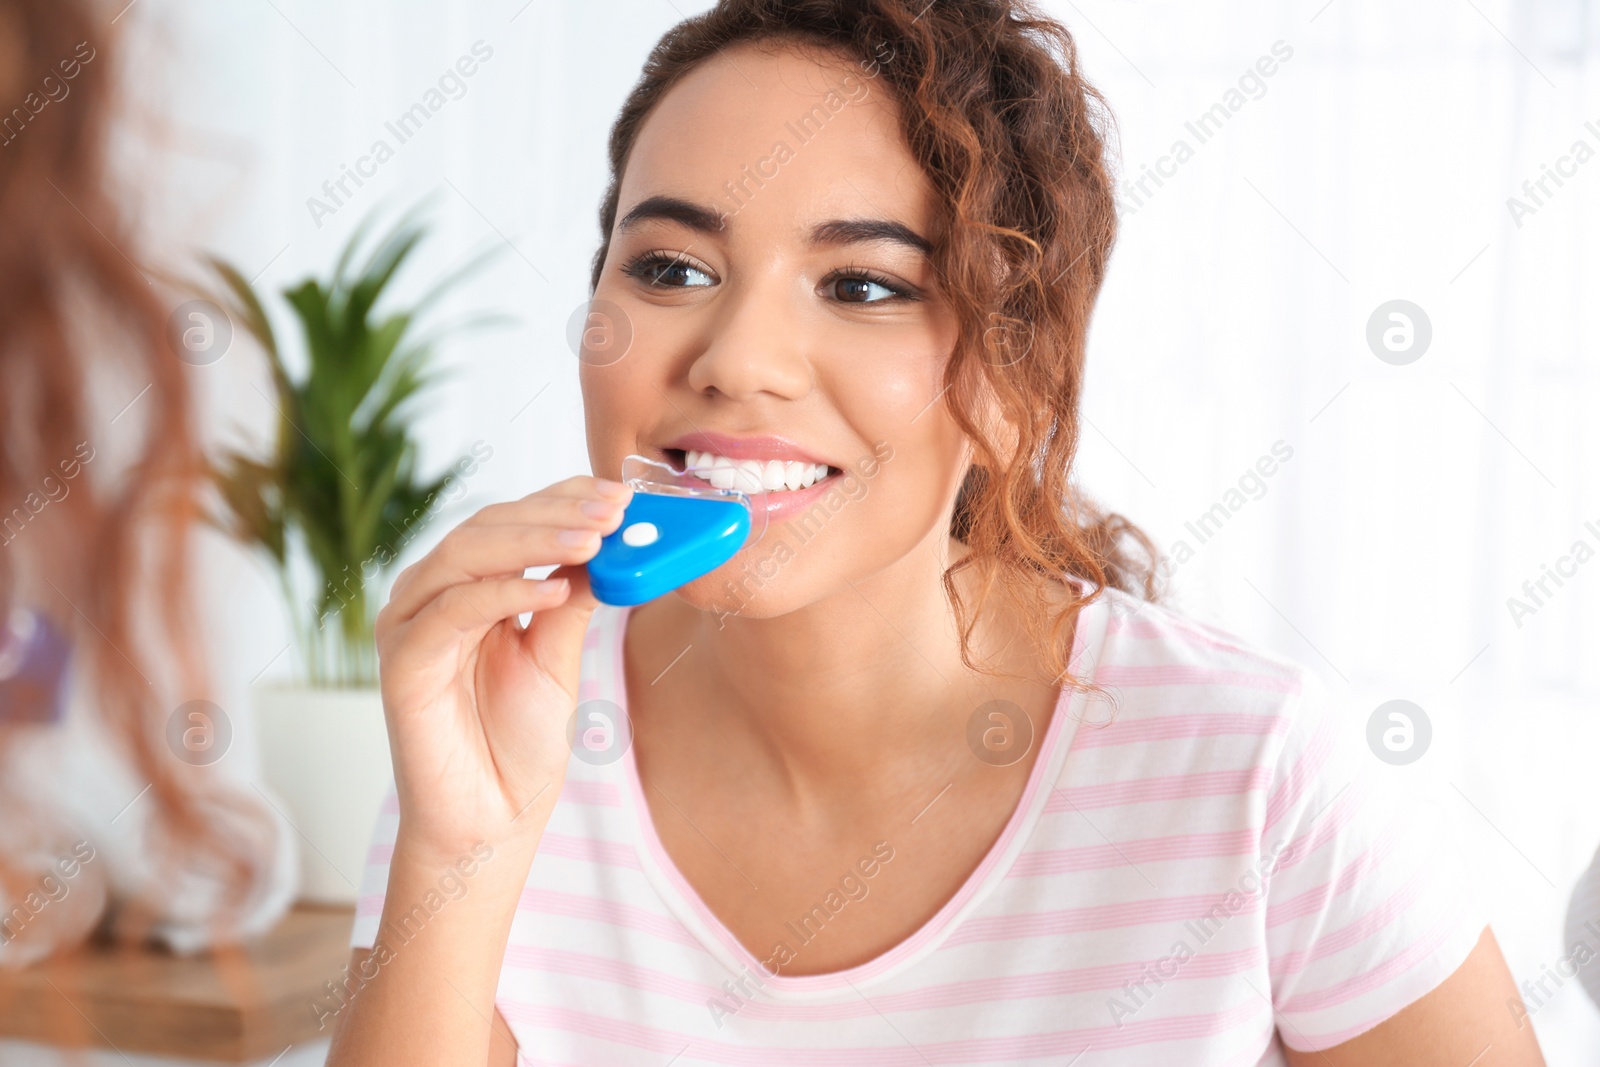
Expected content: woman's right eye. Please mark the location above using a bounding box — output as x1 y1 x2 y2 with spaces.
621 252 715 289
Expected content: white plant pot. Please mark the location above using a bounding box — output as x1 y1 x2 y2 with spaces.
253 684 393 905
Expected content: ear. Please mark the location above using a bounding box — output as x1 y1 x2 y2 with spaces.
968 374 1036 472
969 308 1045 470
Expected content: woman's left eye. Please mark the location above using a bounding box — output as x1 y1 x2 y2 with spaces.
827 272 910 304
832 277 893 303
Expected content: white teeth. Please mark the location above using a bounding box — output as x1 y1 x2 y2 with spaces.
682 450 832 492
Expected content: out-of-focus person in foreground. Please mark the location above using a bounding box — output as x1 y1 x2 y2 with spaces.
0 0 287 978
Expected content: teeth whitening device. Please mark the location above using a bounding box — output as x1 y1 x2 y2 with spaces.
586 454 768 606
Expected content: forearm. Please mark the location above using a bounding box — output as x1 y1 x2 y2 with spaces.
325 805 554 1067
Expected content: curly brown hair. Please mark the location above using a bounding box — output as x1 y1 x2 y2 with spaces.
589 0 1159 685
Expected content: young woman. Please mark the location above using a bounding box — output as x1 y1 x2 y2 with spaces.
329 2 1543 1063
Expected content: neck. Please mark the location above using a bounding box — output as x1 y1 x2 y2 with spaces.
627 534 1061 805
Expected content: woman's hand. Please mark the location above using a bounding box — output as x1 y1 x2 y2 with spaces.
372 475 633 861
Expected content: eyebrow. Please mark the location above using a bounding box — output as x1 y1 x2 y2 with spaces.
616 195 932 256
809 218 932 257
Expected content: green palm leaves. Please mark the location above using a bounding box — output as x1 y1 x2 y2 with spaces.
207 207 503 685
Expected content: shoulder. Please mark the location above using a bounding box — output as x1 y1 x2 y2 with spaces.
1056 587 1373 847
1094 586 1307 691
1079 587 1325 749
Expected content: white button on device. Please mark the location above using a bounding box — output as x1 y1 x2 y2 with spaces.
621 521 660 547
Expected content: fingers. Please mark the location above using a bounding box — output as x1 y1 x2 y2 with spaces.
547 562 600 615
514 563 602 690
467 476 631 528
393 522 607 617
385 479 633 624
394 575 572 656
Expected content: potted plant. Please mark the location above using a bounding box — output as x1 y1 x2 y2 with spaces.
205 207 501 903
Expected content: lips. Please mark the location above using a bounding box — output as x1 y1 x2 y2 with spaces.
653 431 861 531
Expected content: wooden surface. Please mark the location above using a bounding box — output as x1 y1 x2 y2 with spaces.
0 903 356 1063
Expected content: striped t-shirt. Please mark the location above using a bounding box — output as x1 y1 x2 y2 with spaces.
351 585 1485 1064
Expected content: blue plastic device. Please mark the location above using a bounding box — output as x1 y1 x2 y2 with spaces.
587 455 766 606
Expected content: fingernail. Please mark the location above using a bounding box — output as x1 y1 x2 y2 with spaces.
559 528 599 546
581 499 620 520
595 479 630 499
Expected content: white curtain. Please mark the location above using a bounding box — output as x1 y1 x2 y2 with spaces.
70 0 1600 1062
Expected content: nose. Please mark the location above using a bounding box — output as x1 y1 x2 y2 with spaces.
684 272 813 402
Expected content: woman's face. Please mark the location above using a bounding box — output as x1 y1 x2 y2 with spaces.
582 41 966 619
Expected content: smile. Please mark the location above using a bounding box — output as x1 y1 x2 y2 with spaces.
680 449 835 493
